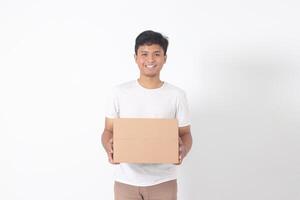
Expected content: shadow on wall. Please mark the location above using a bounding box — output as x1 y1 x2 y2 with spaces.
178 50 300 200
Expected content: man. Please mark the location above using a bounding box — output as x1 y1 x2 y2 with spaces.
102 30 192 200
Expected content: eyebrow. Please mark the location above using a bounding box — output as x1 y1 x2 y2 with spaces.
140 50 162 53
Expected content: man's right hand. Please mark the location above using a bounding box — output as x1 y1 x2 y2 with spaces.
105 138 119 164
102 118 120 164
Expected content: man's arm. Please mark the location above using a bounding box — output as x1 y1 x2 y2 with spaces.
178 125 192 164
101 117 118 164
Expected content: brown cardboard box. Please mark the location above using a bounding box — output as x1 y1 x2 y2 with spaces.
113 118 179 164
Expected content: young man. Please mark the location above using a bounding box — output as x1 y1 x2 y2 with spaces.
102 30 192 200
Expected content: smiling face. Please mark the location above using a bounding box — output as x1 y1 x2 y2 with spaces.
135 44 167 78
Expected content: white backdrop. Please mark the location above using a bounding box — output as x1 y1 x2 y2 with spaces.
1 0 299 200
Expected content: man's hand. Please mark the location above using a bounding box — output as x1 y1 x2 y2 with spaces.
175 125 192 165
104 138 120 164
102 118 120 165
176 137 187 165
105 138 113 163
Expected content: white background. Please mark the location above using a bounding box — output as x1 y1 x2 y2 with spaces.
1 0 300 199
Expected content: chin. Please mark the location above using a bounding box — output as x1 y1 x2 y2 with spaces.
143 73 158 77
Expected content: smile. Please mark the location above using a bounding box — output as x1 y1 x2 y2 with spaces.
145 64 156 68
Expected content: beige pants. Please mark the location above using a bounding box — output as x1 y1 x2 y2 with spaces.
114 179 177 200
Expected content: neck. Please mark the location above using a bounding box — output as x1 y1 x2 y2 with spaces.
138 75 163 89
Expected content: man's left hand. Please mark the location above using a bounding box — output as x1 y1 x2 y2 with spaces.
177 137 187 165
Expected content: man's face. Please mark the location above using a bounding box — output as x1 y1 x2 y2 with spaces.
135 44 167 78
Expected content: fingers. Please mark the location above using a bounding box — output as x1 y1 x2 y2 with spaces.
179 137 183 145
108 153 120 165
107 138 119 164
178 151 183 164
107 149 120 164
108 151 114 163
105 138 113 162
108 138 113 153
177 137 185 165
175 155 182 165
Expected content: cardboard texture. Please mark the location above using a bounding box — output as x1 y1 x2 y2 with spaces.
113 118 179 164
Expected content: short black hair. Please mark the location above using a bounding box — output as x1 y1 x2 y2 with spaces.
135 30 169 55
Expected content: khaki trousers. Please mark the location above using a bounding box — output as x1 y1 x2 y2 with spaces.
114 179 177 200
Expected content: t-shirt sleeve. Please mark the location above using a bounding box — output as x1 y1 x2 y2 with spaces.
105 87 119 119
176 91 191 127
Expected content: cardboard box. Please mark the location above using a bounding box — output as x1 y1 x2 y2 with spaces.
113 118 179 164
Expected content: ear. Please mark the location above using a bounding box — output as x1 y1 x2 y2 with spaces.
164 54 167 63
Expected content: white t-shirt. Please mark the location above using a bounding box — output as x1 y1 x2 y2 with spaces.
105 80 190 186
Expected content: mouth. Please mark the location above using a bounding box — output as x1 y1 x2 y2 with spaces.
145 64 156 69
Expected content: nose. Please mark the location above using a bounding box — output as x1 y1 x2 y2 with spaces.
147 54 154 62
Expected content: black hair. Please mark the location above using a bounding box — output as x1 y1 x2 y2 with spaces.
135 30 169 55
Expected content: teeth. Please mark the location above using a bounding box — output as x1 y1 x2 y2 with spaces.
146 65 155 68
